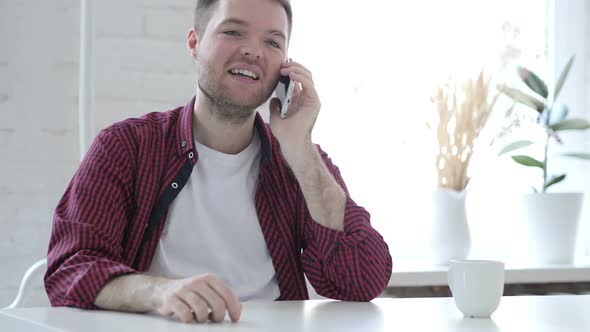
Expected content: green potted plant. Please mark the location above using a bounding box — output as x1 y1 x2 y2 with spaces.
498 55 590 264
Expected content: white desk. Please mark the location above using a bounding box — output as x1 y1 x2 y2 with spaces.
2 295 589 331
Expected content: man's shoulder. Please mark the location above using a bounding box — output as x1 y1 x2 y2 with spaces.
98 105 184 140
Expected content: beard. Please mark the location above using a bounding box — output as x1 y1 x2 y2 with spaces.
197 58 278 124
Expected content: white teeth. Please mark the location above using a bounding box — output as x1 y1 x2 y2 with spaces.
230 69 258 80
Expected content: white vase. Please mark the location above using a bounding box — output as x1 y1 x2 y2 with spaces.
520 192 584 265
430 189 471 266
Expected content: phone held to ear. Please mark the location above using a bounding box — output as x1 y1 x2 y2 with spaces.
275 74 295 119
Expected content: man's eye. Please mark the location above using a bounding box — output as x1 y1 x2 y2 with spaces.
224 31 241 36
267 40 280 48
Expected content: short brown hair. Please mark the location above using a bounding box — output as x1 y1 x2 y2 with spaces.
193 0 293 39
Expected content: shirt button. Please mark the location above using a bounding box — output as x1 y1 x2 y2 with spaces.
188 152 194 159
171 182 179 189
181 141 187 147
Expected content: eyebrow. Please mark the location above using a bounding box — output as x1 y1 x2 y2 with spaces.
219 18 286 41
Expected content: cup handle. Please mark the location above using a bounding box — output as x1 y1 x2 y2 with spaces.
448 265 454 293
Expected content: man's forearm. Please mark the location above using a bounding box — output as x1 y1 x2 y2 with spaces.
94 273 166 312
95 273 242 323
283 142 346 232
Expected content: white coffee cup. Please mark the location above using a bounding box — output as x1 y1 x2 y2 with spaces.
448 260 505 318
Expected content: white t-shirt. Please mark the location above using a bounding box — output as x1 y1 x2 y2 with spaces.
147 132 280 301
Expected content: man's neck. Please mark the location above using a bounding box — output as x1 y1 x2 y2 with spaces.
192 96 257 155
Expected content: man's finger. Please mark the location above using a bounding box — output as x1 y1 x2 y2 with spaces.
283 60 312 76
280 67 311 82
288 72 315 92
170 297 194 323
205 276 242 322
194 284 227 322
178 291 209 323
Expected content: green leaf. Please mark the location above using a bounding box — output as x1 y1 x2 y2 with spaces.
548 104 569 125
554 55 575 101
504 103 516 118
518 66 548 98
544 174 566 190
498 140 534 156
562 153 590 160
511 155 545 169
499 86 545 113
550 118 590 131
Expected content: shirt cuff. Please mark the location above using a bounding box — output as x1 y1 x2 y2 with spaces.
63 260 136 309
308 196 371 260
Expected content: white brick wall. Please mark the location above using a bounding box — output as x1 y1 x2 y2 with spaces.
92 0 196 137
90 0 196 146
0 0 80 307
0 0 196 307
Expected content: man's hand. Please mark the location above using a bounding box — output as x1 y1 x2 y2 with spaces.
267 61 346 232
94 273 242 324
153 273 242 323
269 60 321 159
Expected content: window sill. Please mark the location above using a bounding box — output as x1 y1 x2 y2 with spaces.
388 258 590 287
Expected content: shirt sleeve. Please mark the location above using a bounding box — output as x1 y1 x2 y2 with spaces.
301 145 392 301
44 128 137 309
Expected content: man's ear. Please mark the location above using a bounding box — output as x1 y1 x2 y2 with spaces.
188 28 199 59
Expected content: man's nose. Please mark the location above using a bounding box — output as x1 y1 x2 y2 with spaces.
240 43 263 59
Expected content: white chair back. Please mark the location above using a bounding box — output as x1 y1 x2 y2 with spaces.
7 258 49 308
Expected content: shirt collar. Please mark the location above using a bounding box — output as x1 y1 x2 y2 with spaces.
176 96 273 165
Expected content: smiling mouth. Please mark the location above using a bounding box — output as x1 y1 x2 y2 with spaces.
228 69 259 80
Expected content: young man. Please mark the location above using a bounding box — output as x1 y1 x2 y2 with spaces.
45 0 392 324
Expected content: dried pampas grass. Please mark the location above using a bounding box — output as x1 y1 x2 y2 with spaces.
431 71 499 191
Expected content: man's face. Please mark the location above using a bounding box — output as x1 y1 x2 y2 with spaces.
191 0 289 116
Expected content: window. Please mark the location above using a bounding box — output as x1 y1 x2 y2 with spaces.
287 1 550 262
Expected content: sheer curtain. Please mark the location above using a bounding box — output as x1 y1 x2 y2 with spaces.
287 0 548 262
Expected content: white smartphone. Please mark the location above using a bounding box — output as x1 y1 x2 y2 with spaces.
275 74 295 119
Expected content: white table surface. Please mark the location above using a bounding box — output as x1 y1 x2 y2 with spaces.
388 262 590 287
1 295 589 331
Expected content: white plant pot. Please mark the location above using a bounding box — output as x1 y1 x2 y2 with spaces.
430 189 471 266
520 192 584 265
